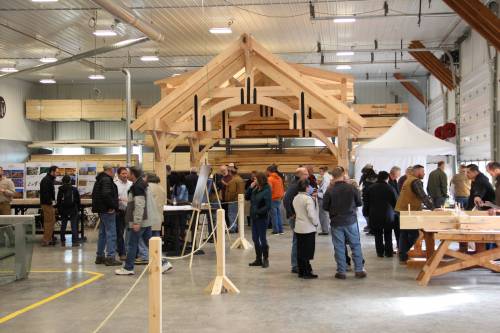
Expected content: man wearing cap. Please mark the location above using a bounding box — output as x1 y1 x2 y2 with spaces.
92 164 121 266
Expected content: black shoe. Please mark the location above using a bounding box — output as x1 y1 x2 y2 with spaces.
249 260 263 267
271 231 279 235
95 256 105 265
105 257 122 266
262 245 269 268
72 243 80 247
262 258 269 268
385 253 393 258
318 232 329 236
48 241 56 246
335 273 347 280
61 242 66 247
377 254 384 258
291 267 299 274
302 274 318 279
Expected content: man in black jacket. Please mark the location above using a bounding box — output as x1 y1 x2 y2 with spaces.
389 166 401 247
283 167 309 274
92 164 121 266
40 165 58 246
56 175 80 247
466 164 495 210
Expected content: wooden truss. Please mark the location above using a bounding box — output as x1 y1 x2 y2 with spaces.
131 34 365 182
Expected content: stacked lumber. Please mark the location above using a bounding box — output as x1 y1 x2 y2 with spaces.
208 148 337 173
352 103 407 140
26 99 136 121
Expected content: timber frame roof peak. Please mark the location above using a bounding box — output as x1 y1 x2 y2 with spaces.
131 33 364 169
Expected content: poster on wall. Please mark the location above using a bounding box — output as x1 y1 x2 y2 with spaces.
53 162 78 196
78 162 97 199
0 163 25 199
25 162 51 198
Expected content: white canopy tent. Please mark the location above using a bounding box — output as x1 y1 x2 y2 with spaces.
354 117 457 181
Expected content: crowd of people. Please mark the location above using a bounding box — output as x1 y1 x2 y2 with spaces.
1 159 499 281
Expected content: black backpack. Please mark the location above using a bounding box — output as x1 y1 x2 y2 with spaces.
61 186 75 209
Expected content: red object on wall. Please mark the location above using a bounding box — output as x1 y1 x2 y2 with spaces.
443 122 456 138
434 126 445 139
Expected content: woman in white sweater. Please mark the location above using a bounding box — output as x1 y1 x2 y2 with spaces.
292 179 319 279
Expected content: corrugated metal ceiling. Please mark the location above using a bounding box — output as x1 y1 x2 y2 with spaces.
0 0 467 83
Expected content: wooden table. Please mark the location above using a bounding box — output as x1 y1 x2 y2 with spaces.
10 198 92 242
417 231 500 286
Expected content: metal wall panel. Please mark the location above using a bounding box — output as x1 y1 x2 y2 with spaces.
94 121 127 140
459 63 492 161
55 122 90 140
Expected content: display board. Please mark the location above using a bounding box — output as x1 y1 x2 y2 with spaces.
53 162 78 196
0 163 25 199
25 162 51 198
78 162 97 199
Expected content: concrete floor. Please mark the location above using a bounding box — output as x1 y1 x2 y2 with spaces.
2 219 500 333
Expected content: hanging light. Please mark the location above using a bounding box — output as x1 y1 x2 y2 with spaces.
88 74 105 80
40 78 56 84
336 65 352 70
209 27 232 34
140 55 159 62
0 67 19 73
336 51 355 56
40 57 58 63
93 29 117 37
333 17 356 23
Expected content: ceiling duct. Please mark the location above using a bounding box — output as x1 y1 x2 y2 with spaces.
92 0 165 42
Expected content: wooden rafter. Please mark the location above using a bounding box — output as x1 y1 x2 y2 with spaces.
393 73 428 106
443 0 500 51
409 40 454 90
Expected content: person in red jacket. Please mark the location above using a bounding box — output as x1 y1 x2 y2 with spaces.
267 165 285 235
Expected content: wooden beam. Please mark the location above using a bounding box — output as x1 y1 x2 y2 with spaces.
353 103 408 115
408 41 454 90
443 0 500 51
394 73 427 106
310 129 339 158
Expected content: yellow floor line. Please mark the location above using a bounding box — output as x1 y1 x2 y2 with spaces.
0 270 104 324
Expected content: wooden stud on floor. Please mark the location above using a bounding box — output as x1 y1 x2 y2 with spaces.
205 209 240 295
231 194 253 250
148 237 162 333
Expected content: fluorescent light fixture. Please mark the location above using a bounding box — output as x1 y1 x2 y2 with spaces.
336 65 352 70
40 57 58 63
32 0 58 2
209 27 232 34
336 51 354 56
88 74 105 80
93 30 117 37
0 67 18 73
40 78 56 84
171 73 181 77
140 55 159 62
333 17 356 23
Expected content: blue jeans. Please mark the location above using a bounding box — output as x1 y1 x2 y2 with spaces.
289 218 298 269
455 196 468 208
228 202 238 232
270 200 283 233
331 223 364 273
138 238 149 260
251 217 268 249
97 212 117 258
125 226 152 271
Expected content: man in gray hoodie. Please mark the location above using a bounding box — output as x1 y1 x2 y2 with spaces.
115 166 152 275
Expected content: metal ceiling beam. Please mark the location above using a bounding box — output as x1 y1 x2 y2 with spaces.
92 0 165 42
442 0 500 51
0 21 104 72
312 12 457 21
0 37 149 79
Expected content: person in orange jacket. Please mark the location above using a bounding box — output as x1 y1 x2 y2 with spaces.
267 165 285 234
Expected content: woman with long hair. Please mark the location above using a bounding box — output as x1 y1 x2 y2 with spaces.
246 172 272 268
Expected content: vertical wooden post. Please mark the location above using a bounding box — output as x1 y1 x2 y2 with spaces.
148 237 162 333
205 209 240 295
231 194 253 250
337 126 349 170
